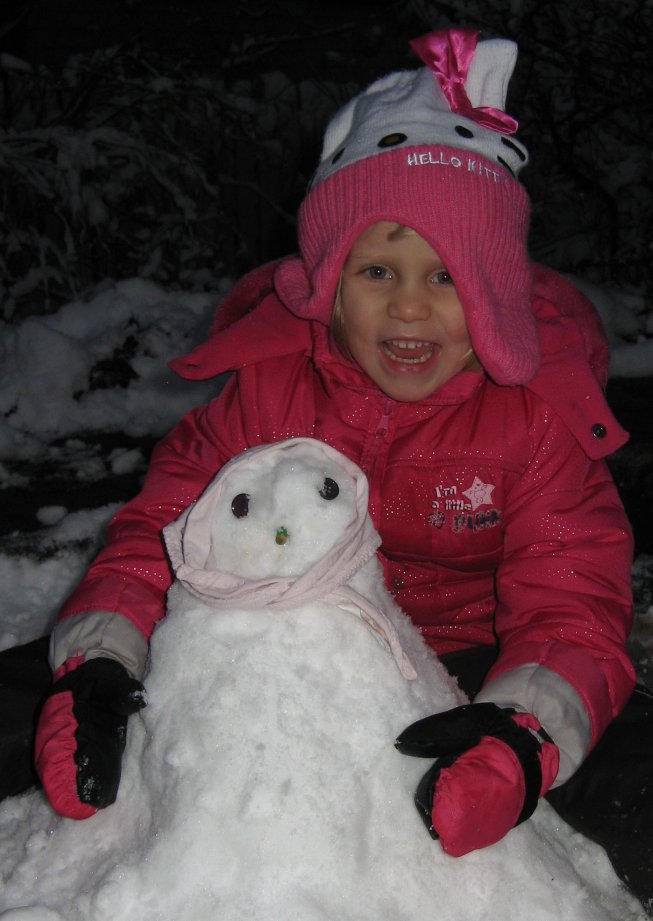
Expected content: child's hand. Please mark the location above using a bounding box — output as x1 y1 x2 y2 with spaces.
395 703 559 856
35 657 146 819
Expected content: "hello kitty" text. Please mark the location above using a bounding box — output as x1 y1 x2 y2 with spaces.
406 151 505 183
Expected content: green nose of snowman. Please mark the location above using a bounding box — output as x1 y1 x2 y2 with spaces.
275 527 289 546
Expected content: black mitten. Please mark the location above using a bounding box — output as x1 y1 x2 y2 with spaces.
35 657 146 819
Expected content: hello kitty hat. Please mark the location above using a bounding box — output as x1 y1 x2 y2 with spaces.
275 29 539 386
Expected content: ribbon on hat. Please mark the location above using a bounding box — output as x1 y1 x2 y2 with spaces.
410 28 518 136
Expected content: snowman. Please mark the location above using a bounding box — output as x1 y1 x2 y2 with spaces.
0 439 643 921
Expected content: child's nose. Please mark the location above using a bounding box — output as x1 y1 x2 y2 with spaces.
388 283 431 322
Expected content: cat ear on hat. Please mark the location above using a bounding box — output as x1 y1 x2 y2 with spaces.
465 38 518 111
312 70 434 188
319 94 358 167
409 29 519 124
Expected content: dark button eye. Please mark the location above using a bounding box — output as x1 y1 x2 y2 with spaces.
378 132 407 148
496 156 516 177
231 493 250 518
591 423 607 439
319 477 339 500
501 136 527 161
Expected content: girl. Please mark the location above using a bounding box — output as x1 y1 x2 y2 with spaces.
6 27 650 908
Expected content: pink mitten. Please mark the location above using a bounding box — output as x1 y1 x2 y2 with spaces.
395 703 559 855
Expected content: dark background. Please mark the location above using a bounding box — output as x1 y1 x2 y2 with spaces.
1 0 652 554
3 0 651 300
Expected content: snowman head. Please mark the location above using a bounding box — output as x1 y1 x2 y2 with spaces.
163 439 417 676
163 439 381 605
207 444 357 579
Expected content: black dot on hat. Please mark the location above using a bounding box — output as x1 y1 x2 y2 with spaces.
331 148 345 164
501 137 527 162
455 125 474 138
378 132 407 148
497 156 516 177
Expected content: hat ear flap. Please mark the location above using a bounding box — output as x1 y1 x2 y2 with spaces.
465 38 518 110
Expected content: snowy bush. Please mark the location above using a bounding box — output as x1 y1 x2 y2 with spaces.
0 46 336 320
1 1 650 320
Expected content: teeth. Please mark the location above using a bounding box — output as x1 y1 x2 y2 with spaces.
383 340 434 364
387 340 431 350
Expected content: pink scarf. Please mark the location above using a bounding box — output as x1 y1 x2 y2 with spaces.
163 439 416 679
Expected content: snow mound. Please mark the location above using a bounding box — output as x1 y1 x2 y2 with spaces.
0 279 223 459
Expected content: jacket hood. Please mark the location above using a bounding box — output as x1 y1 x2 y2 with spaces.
168 260 312 382
169 259 627 460
527 267 626 458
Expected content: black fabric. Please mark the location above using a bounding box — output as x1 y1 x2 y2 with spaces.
440 645 499 699
0 640 146 810
0 636 52 798
51 658 146 808
546 683 653 915
412 754 458 840
396 703 544 833
441 646 653 915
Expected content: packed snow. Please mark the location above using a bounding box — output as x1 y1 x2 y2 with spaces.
0 278 227 459
0 276 651 919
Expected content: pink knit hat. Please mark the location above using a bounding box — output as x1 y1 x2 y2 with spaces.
275 29 539 386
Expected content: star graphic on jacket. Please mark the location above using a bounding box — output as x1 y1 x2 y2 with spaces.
462 476 495 511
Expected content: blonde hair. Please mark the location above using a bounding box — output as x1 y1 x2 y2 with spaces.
330 274 350 358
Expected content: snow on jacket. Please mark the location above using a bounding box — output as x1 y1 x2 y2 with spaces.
52 259 635 777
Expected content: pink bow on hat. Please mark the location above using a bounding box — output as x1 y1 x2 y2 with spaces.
410 28 519 135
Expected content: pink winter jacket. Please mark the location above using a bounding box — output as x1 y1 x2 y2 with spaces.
55 261 635 754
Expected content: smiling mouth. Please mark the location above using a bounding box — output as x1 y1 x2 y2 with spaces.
382 340 436 364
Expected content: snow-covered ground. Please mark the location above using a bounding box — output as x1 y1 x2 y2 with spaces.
0 278 227 649
0 274 652 918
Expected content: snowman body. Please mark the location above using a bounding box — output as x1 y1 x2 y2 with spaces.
142 571 461 920
143 436 464 918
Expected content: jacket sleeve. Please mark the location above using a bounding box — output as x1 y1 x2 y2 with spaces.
481 406 636 760
54 377 251 657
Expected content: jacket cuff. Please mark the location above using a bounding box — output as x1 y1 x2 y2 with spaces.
49 611 149 681
474 664 591 785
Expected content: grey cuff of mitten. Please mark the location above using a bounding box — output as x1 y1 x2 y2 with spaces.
49 611 149 681
474 664 591 785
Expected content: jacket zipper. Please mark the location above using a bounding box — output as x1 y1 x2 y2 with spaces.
361 401 394 524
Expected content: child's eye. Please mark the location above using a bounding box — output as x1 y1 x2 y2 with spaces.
430 269 454 286
364 265 392 280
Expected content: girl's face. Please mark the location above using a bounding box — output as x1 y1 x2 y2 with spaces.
337 222 480 403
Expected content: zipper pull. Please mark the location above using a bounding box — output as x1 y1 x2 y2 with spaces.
376 402 394 440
